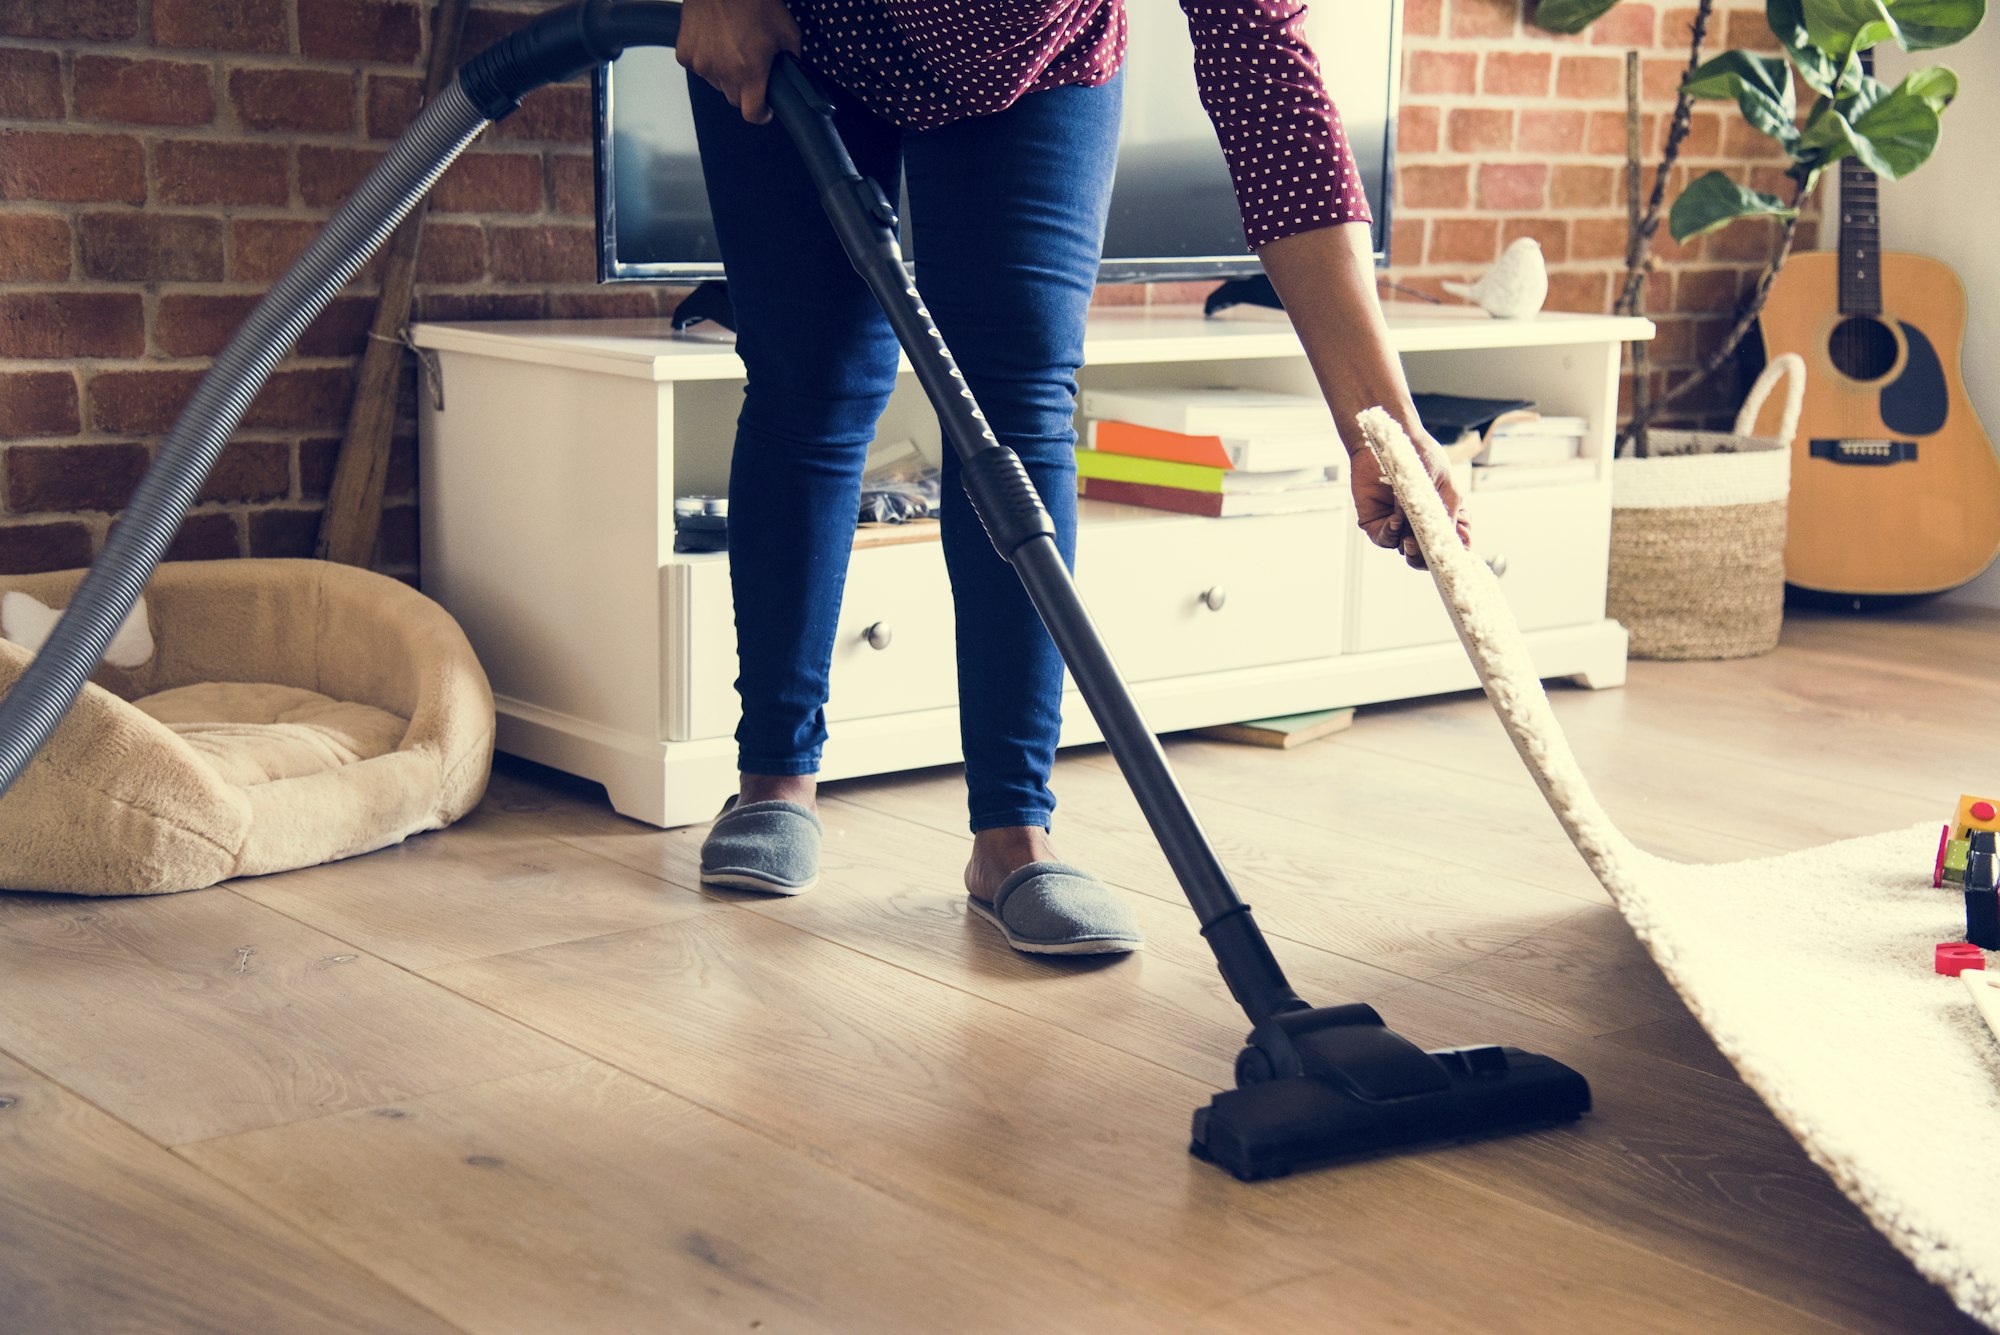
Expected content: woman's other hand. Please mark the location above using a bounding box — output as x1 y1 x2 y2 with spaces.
1348 425 1470 570
676 0 803 124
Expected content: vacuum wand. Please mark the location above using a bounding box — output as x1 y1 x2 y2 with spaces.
0 0 1590 1180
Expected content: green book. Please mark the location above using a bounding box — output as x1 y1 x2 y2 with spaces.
1075 449 1332 495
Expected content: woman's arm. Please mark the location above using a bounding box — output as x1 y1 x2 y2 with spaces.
1260 223 1471 566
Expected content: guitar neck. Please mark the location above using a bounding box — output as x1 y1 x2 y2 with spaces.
1839 49 1882 317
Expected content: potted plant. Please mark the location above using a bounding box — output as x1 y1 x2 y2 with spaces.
1530 0 1981 657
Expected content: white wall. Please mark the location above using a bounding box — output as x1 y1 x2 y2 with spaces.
1876 28 2000 606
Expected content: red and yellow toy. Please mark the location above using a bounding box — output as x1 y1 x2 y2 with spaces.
1934 794 2000 888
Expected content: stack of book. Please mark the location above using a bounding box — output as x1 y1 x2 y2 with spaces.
1470 410 1593 491
1074 387 1344 518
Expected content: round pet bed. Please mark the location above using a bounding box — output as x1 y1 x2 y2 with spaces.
0 559 493 895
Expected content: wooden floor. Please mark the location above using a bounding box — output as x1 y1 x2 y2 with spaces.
3 601 1995 1333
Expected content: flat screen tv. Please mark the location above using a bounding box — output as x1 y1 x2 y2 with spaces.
593 1 1403 284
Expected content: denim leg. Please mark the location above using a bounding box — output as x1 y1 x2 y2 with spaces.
903 75 1123 832
689 72 904 776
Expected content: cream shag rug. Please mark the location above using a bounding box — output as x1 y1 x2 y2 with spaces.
1359 409 2000 1329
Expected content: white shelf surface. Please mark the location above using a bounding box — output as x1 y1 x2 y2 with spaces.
412 304 1656 382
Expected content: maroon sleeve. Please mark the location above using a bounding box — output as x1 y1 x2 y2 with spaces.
1178 0 1374 249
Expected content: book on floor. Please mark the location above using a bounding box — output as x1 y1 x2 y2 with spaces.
1074 448 1338 495
1084 419 1341 474
1194 706 1356 749
1079 476 1345 517
1077 386 1334 438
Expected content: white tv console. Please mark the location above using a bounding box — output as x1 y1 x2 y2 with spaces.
412 305 1650 827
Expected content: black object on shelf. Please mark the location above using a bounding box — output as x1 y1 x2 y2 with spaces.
1203 273 1284 317
671 279 736 333
673 495 728 552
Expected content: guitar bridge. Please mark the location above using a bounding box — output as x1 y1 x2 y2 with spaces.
1809 439 1918 465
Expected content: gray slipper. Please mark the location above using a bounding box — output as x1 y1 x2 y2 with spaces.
699 797 821 895
968 861 1143 956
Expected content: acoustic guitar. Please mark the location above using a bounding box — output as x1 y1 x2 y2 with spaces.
1756 103 2000 596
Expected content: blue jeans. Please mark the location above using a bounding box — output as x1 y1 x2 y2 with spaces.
689 69 1122 833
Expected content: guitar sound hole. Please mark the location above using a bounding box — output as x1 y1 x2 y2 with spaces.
1827 316 1899 382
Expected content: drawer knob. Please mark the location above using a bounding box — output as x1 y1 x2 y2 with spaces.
1484 553 1510 578
1200 585 1228 612
863 621 894 651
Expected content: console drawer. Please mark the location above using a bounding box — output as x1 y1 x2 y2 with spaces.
1346 483 1611 654
663 541 958 742
1075 508 1347 683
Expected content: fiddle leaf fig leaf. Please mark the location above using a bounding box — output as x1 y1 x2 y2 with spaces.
1531 0 1624 32
1683 51 1799 145
1668 171 1799 242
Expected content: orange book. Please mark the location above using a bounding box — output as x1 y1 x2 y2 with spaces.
1090 420 1233 468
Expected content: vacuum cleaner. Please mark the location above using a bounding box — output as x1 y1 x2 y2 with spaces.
0 0 1589 1180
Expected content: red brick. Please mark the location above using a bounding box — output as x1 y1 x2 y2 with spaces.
0 214 71 281
299 0 423 63
153 139 290 206
1545 269 1610 311
0 47 63 119
488 225 595 284
1557 55 1623 100
196 441 290 504
365 74 423 139
461 6 537 54
1660 6 1704 47
415 222 486 283
0 372 80 439
1477 163 1547 211
377 503 417 564
432 152 543 213
161 511 242 561
1504 217 1569 264
1397 105 1440 156
1589 110 1652 155
1680 112 1722 159
1408 51 1478 97
77 213 224 282
0 292 144 359
1518 109 1588 155
497 84 593 143
1572 216 1630 260
1641 57 1683 102
230 67 358 134
246 506 323 558
92 367 353 434
1388 217 1425 267
547 289 664 320
1431 218 1500 265
153 0 287 51
1750 165 1796 200
1551 164 1616 208
1709 214 1784 262
299 436 340 498
1483 52 1550 97
1727 9 1780 50
1399 164 1470 209
0 520 94 574
411 291 543 322
1648 315 1695 362
1 0 135 40
1723 118 1788 160
233 219 324 281
1590 3 1657 45
1447 108 1513 153
73 56 215 127
1450 0 1519 39
155 293 376 359
1403 0 1443 36
549 154 594 216
298 145 386 209
0 130 146 204
5 442 148 514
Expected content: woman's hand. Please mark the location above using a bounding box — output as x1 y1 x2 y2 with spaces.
1348 425 1471 570
676 0 803 124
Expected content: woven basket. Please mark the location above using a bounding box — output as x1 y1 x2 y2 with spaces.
1606 355 1804 660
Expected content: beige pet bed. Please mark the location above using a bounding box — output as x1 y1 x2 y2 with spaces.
0 559 494 895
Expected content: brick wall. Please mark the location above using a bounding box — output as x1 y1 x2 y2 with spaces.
1 0 1814 578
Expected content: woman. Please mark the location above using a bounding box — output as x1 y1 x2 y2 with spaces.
684 0 1468 955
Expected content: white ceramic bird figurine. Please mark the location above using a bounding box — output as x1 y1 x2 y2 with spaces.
1442 237 1547 320
0 591 154 667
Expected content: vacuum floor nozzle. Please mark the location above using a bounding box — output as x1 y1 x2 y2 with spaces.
1189 1008 1591 1180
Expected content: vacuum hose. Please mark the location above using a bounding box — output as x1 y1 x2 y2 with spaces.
0 2 681 800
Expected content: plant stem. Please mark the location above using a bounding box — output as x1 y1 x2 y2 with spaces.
1623 49 1651 457
1616 174 1810 447
1617 0 1714 320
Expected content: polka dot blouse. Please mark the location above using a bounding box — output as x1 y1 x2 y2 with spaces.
790 0 1372 250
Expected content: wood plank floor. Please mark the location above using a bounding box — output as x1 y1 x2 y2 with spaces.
5 600 1996 1333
